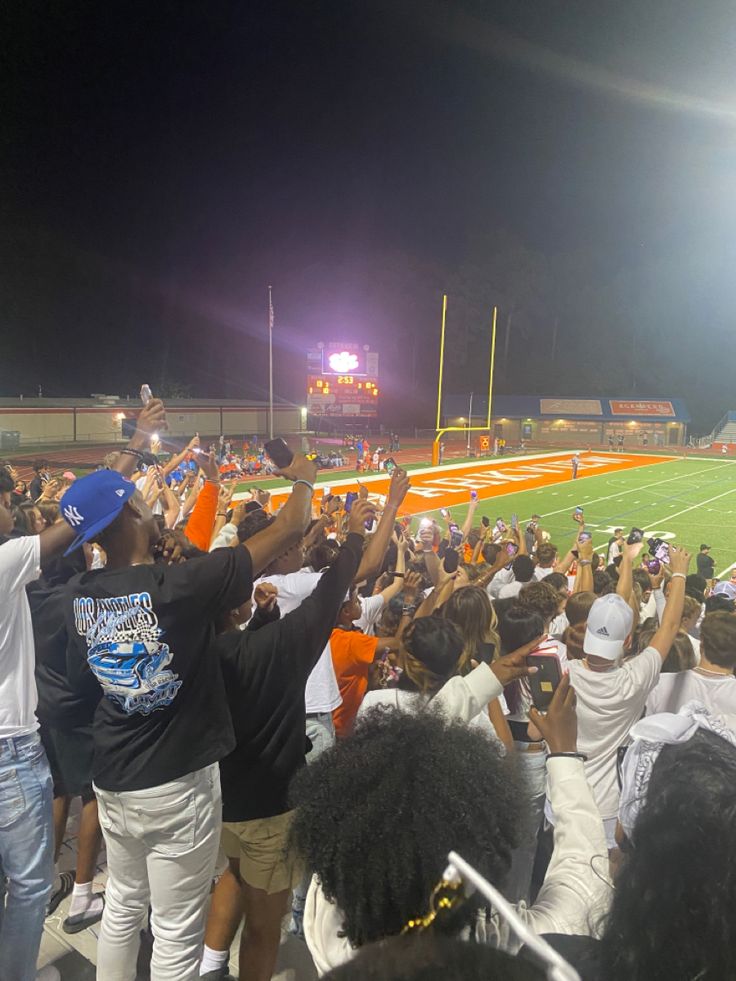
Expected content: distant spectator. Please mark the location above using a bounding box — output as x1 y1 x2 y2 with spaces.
533 543 557 580
498 555 535 599
29 461 49 501
645 612 736 726
606 529 624 566
696 544 715 580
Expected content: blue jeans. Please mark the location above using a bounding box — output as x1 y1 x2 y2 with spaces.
0 732 54 981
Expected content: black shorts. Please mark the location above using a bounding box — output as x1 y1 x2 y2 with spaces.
39 722 94 800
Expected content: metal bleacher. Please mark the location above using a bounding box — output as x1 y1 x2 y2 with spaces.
708 411 736 445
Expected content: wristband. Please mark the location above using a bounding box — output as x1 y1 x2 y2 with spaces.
393 572 405 578
121 448 145 461
402 605 417 617
578 559 592 566
671 572 686 581
217 512 227 517
547 751 588 762
293 479 314 491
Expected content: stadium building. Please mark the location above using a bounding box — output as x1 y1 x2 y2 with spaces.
443 395 689 450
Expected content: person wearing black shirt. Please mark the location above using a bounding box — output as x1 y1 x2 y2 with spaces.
200 500 372 981
30 547 107 933
696 544 715 581
61 452 316 980
29 461 49 501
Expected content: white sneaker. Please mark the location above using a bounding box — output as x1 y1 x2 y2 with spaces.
36 967 61 981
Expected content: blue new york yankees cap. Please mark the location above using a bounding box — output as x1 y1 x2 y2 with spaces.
60 470 136 555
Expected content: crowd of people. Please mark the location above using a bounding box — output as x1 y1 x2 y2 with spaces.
2 397 736 981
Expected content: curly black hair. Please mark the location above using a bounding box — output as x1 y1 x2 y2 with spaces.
599 729 736 981
322 934 545 980
289 709 524 950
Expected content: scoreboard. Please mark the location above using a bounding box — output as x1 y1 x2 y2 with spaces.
307 343 379 418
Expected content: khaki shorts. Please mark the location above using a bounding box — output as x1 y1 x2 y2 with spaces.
220 810 302 894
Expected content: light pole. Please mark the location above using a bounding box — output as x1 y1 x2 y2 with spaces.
466 392 473 456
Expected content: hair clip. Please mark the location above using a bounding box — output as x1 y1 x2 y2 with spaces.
401 875 463 935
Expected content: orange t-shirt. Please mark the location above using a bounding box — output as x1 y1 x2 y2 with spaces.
330 627 379 738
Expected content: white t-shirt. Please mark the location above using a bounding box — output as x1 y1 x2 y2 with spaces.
253 568 341 713
646 668 736 728
498 579 525 600
606 540 622 565
487 567 514 599
686 632 701 665
558 647 662 820
550 611 569 638
0 536 42 738
534 565 554 581
640 593 656 621
358 687 503 749
355 594 385 636
135 475 163 516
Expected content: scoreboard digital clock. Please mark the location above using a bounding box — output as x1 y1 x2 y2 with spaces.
306 343 380 419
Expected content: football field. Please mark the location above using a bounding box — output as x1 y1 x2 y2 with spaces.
425 456 736 578
238 451 736 578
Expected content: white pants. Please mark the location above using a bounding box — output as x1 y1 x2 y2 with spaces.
94 764 221 981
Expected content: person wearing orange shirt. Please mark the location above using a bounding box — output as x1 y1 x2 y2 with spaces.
331 582 417 738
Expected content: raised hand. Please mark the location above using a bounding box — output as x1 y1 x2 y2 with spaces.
254 582 279 612
669 545 691 576
276 453 319 486
348 499 376 536
386 467 410 509
135 398 167 443
198 451 221 483
490 637 544 687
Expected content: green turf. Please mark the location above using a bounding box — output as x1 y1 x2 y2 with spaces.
403 458 736 577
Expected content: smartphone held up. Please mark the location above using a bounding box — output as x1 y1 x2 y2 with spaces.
264 437 294 470
526 641 564 711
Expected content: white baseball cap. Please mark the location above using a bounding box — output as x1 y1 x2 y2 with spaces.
712 580 736 601
584 594 634 660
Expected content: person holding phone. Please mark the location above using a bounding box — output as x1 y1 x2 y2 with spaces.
330 568 422 740
545 540 692 851
247 467 411 936
61 436 318 977
199 498 380 981
497 589 570 904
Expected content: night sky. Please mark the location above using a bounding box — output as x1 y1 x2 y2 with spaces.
4 0 736 430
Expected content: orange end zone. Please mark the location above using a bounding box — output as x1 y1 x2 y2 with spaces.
264 451 677 515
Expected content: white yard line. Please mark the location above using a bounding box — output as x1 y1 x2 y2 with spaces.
639 486 736 535
383 457 732 523
530 459 736 523
715 561 736 578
